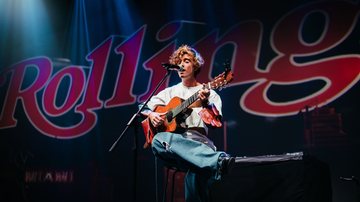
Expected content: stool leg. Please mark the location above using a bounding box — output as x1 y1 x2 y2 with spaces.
163 168 170 202
171 170 178 202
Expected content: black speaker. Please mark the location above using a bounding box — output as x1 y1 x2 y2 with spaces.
209 153 332 202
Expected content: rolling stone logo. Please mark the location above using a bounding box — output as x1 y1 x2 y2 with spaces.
0 1 359 138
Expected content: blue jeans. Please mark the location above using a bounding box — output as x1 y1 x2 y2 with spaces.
151 132 226 202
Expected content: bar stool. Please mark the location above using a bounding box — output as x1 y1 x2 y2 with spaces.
162 166 187 202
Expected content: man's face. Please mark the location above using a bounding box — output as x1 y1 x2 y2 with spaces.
177 53 197 79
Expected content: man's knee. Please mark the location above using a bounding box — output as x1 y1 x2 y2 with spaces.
151 132 171 153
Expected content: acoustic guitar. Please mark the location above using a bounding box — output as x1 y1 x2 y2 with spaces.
141 69 233 148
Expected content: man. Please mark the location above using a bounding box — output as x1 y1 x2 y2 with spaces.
140 44 234 202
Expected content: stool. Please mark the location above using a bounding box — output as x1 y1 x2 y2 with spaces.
163 166 187 202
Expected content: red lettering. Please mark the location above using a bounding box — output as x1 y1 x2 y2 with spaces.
138 21 184 102
77 37 113 111
138 42 177 102
43 66 85 116
105 26 145 107
0 57 52 128
194 21 263 84
241 1 360 116
2 1 359 139
0 41 112 137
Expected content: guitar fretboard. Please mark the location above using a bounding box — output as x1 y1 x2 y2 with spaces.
171 91 200 118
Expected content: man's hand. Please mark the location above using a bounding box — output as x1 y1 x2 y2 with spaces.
198 85 210 103
149 112 166 127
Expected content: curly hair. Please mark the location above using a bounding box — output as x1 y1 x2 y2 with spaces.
169 45 204 75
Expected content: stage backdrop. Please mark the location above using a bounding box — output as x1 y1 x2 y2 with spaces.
1 0 359 202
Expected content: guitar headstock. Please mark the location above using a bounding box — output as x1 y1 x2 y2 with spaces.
209 68 234 90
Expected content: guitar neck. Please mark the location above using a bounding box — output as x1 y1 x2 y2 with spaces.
171 91 199 117
166 68 233 120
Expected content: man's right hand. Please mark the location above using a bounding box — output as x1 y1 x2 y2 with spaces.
149 112 166 127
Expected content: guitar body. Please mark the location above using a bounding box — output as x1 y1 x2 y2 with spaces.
154 96 183 132
141 96 185 148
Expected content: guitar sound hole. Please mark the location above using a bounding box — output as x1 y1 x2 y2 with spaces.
166 111 173 122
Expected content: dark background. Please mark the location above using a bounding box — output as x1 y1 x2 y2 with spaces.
1 0 359 201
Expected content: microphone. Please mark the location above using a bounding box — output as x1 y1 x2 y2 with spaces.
162 63 185 72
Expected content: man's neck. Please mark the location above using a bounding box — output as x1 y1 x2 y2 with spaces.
182 78 199 87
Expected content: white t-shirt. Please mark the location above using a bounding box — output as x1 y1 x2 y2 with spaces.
145 82 222 134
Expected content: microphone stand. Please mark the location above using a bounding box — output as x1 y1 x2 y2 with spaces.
108 68 173 202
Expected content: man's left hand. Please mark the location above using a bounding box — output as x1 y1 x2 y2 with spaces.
198 86 210 102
